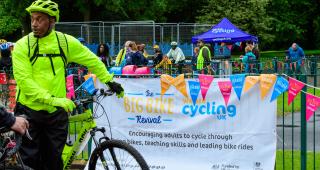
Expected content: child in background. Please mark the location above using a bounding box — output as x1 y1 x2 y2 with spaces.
155 55 172 74
240 46 256 73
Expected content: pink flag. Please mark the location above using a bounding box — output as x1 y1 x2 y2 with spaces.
66 75 75 99
288 77 305 105
218 81 232 106
198 74 214 100
227 45 233 50
306 93 320 121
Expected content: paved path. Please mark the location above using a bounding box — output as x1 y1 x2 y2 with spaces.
276 111 320 151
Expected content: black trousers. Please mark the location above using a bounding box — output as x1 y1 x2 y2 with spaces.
15 104 68 170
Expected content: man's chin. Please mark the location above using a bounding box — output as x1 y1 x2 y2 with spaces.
33 31 43 38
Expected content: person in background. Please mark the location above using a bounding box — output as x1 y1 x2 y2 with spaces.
126 41 148 66
0 42 13 70
152 45 163 67
97 43 112 67
167 41 185 74
155 55 172 74
0 104 29 135
77 37 86 45
115 41 131 66
196 39 211 74
137 43 148 58
240 46 256 73
286 43 305 73
192 47 199 71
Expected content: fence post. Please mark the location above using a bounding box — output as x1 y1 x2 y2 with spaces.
300 74 307 170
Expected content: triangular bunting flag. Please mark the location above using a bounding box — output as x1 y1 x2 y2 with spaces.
306 93 320 121
243 76 260 92
198 74 214 100
82 77 96 95
218 81 232 106
288 77 305 105
160 74 174 95
188 81 201 105
270 76 289 102
171 74 188 98
84 74 97 87
229 74 246 100
260 74 277 99
66 75 75 99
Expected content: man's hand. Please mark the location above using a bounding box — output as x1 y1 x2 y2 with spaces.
11 117 29 135
50 97 76 112
107 81 124 98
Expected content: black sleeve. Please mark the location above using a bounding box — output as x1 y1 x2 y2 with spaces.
0 107 15 129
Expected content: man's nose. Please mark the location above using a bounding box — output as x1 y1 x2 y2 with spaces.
31 20 38 27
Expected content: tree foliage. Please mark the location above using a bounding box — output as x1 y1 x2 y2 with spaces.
0 0 320 50
196 0 274 49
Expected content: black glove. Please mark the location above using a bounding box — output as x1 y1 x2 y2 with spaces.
107 81 124 98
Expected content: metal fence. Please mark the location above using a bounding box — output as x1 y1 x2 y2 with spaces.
55 21 212 56
0 56 319 169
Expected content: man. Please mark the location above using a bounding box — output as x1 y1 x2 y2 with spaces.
166 41 185 74
0 105 29 135
12 0 124 169
196 39 212 74
286 43 305 73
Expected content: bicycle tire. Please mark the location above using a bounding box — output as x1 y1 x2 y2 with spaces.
88 140 149 170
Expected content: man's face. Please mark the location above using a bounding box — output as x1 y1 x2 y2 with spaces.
292 43 297 51
197 41 203 47
172 45 177 50
31 12 54 37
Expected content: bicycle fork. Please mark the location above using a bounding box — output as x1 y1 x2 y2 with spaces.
91 127 121 170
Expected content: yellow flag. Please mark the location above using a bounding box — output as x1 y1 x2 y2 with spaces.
170 74 188 98
243 76 260 92
160 74 188 98
260 74 277 99
160 74 174 95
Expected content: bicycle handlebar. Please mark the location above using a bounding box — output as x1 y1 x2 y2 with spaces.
73 88 114 106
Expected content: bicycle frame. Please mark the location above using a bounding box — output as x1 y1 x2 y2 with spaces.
62 109 96 170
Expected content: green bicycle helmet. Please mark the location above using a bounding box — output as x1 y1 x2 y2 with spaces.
26 0 60 22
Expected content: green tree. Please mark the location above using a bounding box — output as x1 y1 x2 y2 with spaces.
196 0 274 49
0 0 32 38
266 0 315 49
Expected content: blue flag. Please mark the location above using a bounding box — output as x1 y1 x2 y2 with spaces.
229 74 246 100
270 76 289 102
188 81 201 105
82 77 96 95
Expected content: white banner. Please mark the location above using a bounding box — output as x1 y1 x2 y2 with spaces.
93 78 276 170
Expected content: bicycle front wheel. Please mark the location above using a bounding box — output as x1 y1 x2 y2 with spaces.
88 140 149 170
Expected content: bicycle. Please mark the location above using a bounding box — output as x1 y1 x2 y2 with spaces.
62 88 149 170
0 123 33 170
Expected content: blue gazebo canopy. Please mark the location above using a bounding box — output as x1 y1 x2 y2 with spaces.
192 18 258 43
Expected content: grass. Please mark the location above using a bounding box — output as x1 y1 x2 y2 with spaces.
277 87 320 116
276 150 320 170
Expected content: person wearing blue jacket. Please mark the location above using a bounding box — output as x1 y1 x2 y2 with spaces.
286 43 305 73
241 46 256 73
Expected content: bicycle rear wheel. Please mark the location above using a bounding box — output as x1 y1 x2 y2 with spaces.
88 140 149 170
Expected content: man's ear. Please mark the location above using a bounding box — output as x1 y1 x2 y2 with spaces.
49 17 56 28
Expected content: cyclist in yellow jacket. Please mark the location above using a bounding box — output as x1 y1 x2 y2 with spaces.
12 1 124 169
